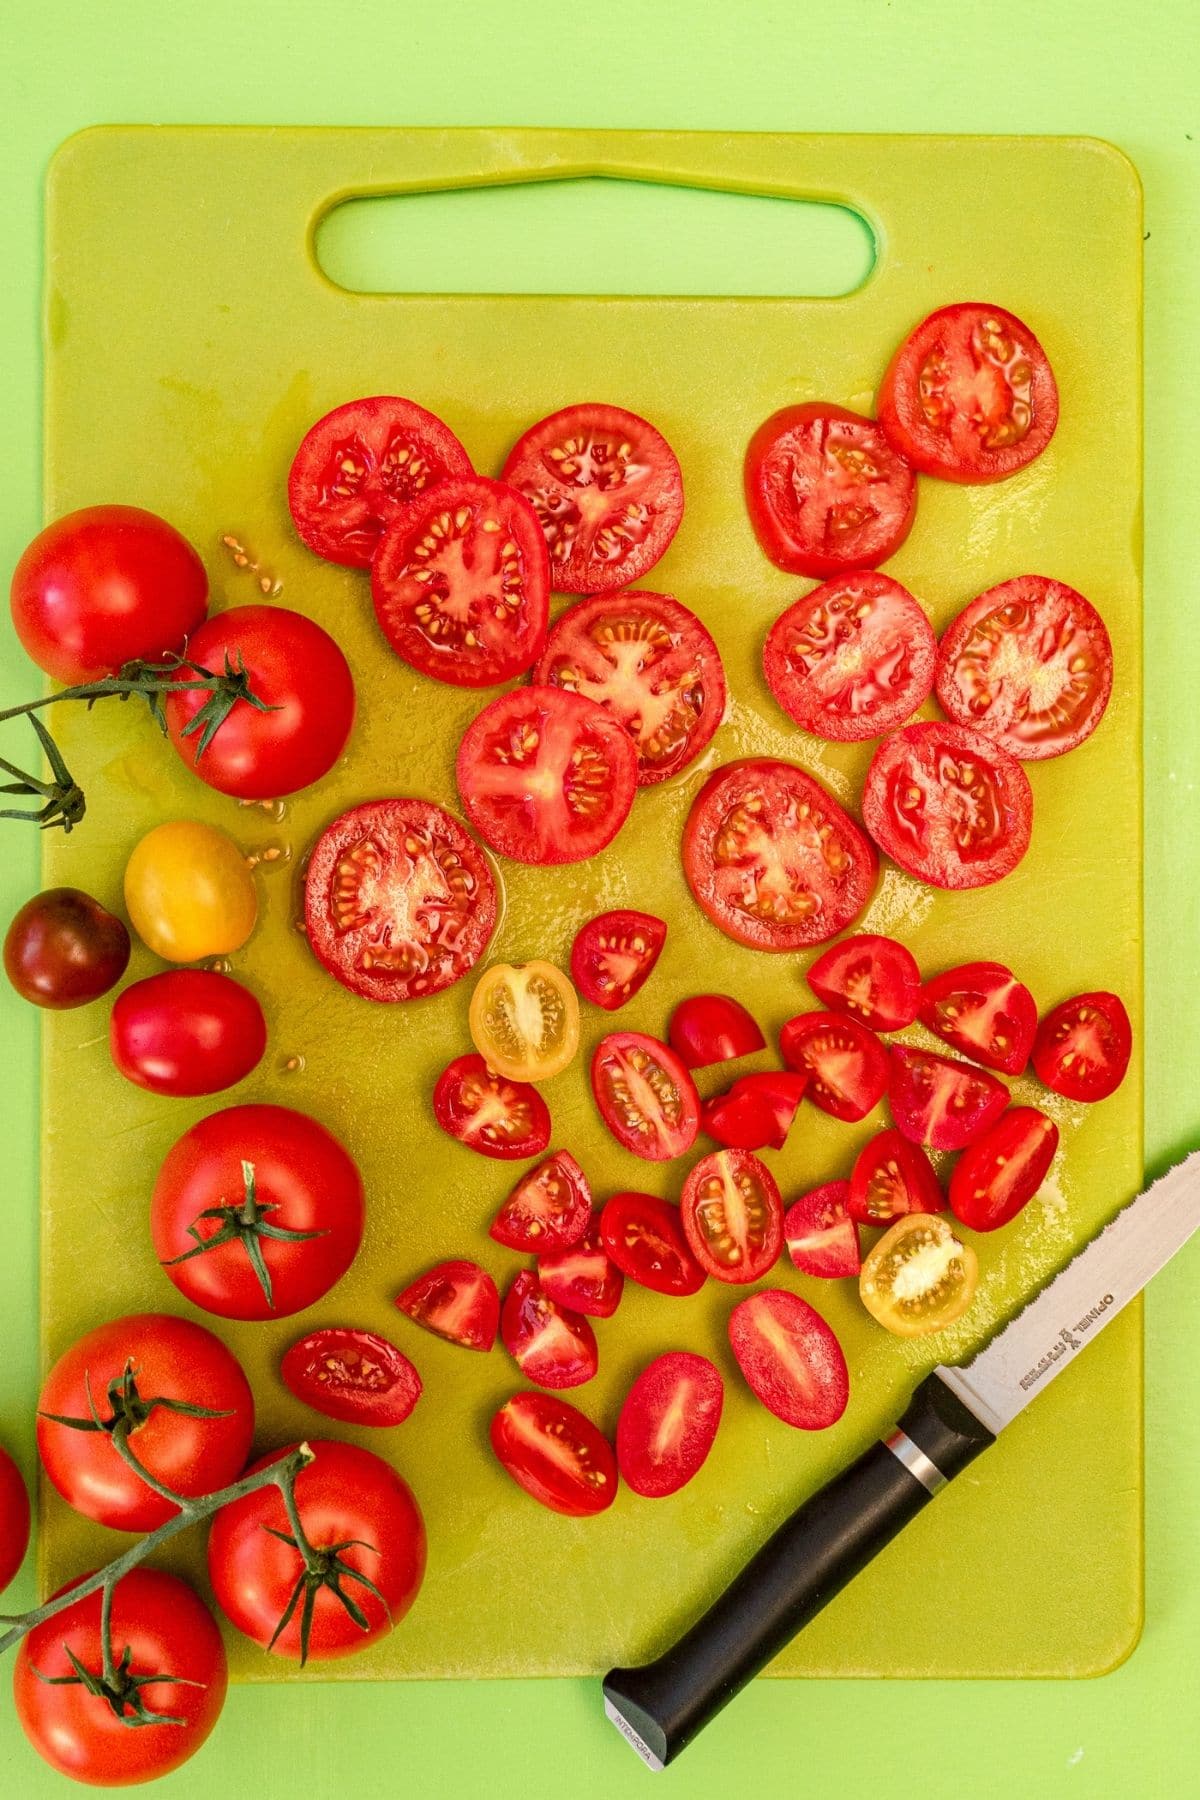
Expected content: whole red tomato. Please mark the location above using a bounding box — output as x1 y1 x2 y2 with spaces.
109 969 267 1096
0 1442 31 1592
4 887 130 1009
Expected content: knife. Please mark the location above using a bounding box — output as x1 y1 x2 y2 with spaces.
603 1149 1200 1770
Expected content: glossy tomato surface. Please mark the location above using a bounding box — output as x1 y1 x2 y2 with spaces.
489 1151 592 1252
860 1214 979 1336
862 720 1033 890
490 1392 617 1516
591 1032 701 1161
806 933 922 1032
280 1327 422 1426
109 969 266 1096
570 909 666 1010
432 1054 551 1160
599 1192 706 1296
763 572 936 741
500 1272 599 1390
616 1353 724 1498
124 821 257 964
919 961 1037 1075
4 887 130 1010
848 1128 945 1225
681 1148 784 1285
0 1443 31 1593
668 993 765 1069
888 1047 1009 1152
537 1221 624 1319
394 1259 500 1352
1031 991 1132 1101
780 1010 889 1122
784 1182 861 1279
950 1107 1060 1232
728 1290 849 1429
701 1072 807 1151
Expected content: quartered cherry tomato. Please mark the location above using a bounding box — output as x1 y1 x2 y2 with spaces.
950 1107 1060 1232
1032 990 1132 1102
806 933 922 1032
537 1221 624 1319
919 961 1037 1075
109 969 267 1096
591 1031 701 1161
780 1010 889 1122
763 572 936 741
784 1182 861 1279
394 1259 500 1351
501 1272 598 1390
616 1353 724 1499
700 1072 808 1151
599 1192 706 1296
470 960 580 1083
862 720 1033 890
432 1054 551 1160
281 1327 421 1427
4 887 130 1010
0 1444 30 1594
570 909 666 1010
887 1047 1009 1152
124 820 257 964
490 1392 617 1517
489 1151 592 1251
728 1289 849 1429
681 1148 783 1284
849 1127 945 1225
668 993 765 1069
860 1214 979 1337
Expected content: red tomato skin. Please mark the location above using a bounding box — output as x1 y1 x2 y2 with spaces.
681 1148 784 1284
0 1444 31 1593
1032 991 1133 1102
668 993 766 1069
591 1031 701 1162
919 961 1037 1075
784 1182 861 1279
394 1259 500 1352
37 1313 254 1534
432 1053 551 1160
780 1010 890 1122
489 1152 592 1252
570 909 667 1010
616 1353 724 1498
888 1047 1010 1152
950 1107 1060 1232
109 970 266 1097
806 933 922 1033
701 1072 808 1151
280 1328 422 1427
490 1392 618 1516
500 1272 599 1390
537 1220 624 1318
763 572 936 741
4 887 130 1010
862 720 1033 891
10 505 208 686
729 1289 850 1430
599 1192 706 1296
848 1128 946 1225
13 1569 227 1787
208 1441 425 1661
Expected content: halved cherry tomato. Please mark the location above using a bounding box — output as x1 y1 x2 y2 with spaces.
1032 991 1132 1101
0 1444 30 1593
936 575 1113 760
701 1072 808 1151
950 1107 1060 1232
599 1192 706 1296
591 1031 701 1161
616 1353 724 1498
457 685 638 865
745 402 916 579
501 1272 598 1389
502 403 684 594
4 887 130 1010
470 960 580 1083
877 302 1059 484
288 395 473 568
305 798 496 1003
490 1151 592 1251
570 909 666 1011
681 1148 783 1284
860 1214 979 1336
763 572 936 741
537 1220 624 1319
281 1327 421 1426
682 758 878 951
888 1046 1009 1151
394 1259 499 1351
806 933 922 1032
849 1128 944 1225
432 1054 551 1161
668 993 766 1069
125 820 257 964
490 1391 617 1516
780 1010 889 1122
919 961 1037 1075
784 1182 861 1279
534 590 725 784
728 1289 849 1429
862 720 1033 890
372 477 549 687
109 969 267 1097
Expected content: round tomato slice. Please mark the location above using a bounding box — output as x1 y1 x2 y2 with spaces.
490 1391 617 1517
763 572 936 741
860 1214 979 1337
920 961 1037 1075
591 1031 701 1162
616 1352 724 1499
501 1272 598 1390
1031 991 1132 1101
950 1107 1060 1233
534 590 725 785
280 1327 421 1426
877 302 1059 484
682 758 878 951
288 395 473 568
862 721 1033 890
305 799 496 1002
490 1151 592 1251
501 403 684 594
784 1182 861 1279
681 1148 783 1285
457 685 638 865
848 1128 945 1225
394 1258 500 1351
744 402 916 579
372 477 549 687
432 1054 551 1161
806 933 921 1033
668 993 766 1069
888 1046 1009 1151
728 1289 849 1429
780 1010 889 1122
537 1220 624 1319
936 575 1113 761
571 909 666 1011
600 1192 706 1295
701 1072 808 1152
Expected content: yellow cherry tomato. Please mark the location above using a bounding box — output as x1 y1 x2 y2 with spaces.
859 1213 979 1338
124 821 258 963
469 960 580 1083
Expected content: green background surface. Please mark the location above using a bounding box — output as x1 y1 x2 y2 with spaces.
0 3 1196 1796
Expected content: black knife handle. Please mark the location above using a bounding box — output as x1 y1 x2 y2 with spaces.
603 1372 995 1769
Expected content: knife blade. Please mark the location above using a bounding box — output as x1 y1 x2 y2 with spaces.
603 1149 1200 1770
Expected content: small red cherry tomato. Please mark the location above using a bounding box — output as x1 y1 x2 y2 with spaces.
570 908 667 1010
950 1107 1060 1232
919 961 1037 1075
1031 991 1132 1102
780 1011 889 1122
599 1192 706 1296
591 1031 701 1161
4 887 130 1010
728 1289 849 1429
806 933 922 1033
784 1182 861 1279
862 720 1033 891
668 993 765 1069
432 1053 551 1160
500 1272 598 1390
537 1220 624 1319
280 1327 421 1426
394 1259 499 1351
849 1128 945 1225
490 1391 618 1516
763 572 936 741
109 969 267 1097
616 1353 724 1499
0 1443 31 1593
680 1148 784 1285
888 1047 1009 1152
701 1072 808 1151
489 1151 592 1252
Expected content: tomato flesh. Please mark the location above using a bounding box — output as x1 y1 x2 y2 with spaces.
1032 991 1132 1101
4 887 129 1010
701 1072 808 1151
469 959 580 1083
599 1192 706 1296
490 1391 617 1516
109 969 267 1097
862 720 1033 890
616 1352 724 1498
784 1182 861 1279
668 993 766 1069
571 908 666 1010
432 1053 551 1160
591 1031 701 1161
681 1148 784 1284
806 933 922 1032
394 1258 499 1351
537 1220 624 1319
281 1327 421 1426
501 1272 598 1390
763 572 936 741
728 1289 849 1429
860 1214 979 1337
849 1128 945 1225
950 1107 1060 1232
888 1046 1009 1152
780 1010 889 1122
919 960 1037 1075
490 1151 592 1252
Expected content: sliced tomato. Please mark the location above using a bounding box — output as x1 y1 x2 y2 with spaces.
500 1273 598 1390
489 1151 592 1252
280 1328 421 1427
888 1046 1009 1151
806 933 922 1032
701 1072 808 1151
371 476 549 686
682 758 878 951
599 1192 706 1296
862 721 1033 890
570 909 666 1011
780 1010 889 1122
728 1290 849 1429
490 1392 617 1516
432 1054 551 1161
668 993 766 1069
1032 991 1132 1101
950 1107 1060 1233
745 403 916 578
849 1128 945 1225
469 960 580 1083
456 685 638 865
860 1214 979 1337
919 961 1037 1074
537 1220 624 1319
394 1259 499 1351
304 799 496 1002
288 395 473 568
763 572 936 741
616 1353 724 1499
591 1031 701 1162
681 1148 784 1284
784 1182 861 1279
501 404 684 594
877 302 1059 484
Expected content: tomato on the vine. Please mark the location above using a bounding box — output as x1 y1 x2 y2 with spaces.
109 969 267 1096
4 887 129 1009
124 820 258 964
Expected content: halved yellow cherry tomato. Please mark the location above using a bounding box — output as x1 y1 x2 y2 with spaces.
469 961 580 1083
859 1213 978 1337
124 820 258 963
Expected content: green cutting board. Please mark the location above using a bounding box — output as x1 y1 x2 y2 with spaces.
38 127 1142 1682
